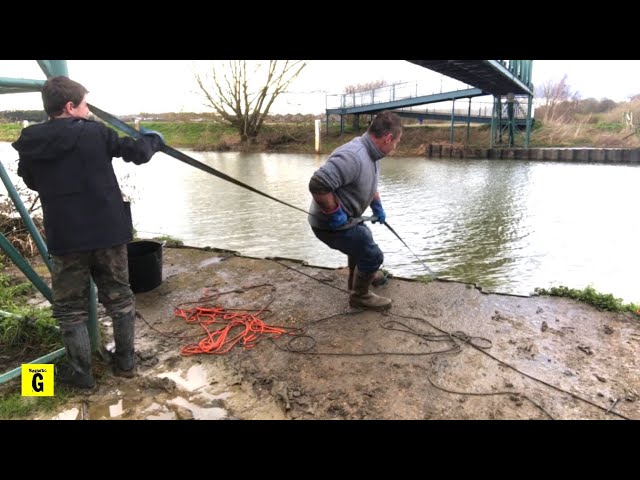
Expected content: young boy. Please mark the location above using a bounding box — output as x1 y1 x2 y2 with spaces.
12 76 165 389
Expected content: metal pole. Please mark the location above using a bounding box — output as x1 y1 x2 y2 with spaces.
490 96 497 148
466 98 472 145
0 77 45 92
450 99 456 144
0 232 52 302
36 60 68 78
507 93 515 147
0 348 65 385
525 95 533 148
0 160 52 271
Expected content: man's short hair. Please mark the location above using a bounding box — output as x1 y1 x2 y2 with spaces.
367 111 402 139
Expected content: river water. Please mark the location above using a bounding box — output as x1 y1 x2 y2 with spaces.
2 143 639 303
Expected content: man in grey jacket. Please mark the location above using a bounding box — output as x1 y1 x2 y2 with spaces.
308 111 402 311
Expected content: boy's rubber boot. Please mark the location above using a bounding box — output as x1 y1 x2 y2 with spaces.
57 323 96 389
112 310 137 378
349 267 392 311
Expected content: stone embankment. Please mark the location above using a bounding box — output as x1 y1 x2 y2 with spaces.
426 144 640 162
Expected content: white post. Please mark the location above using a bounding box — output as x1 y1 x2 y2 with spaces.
134 118 140 131
314 119 321 153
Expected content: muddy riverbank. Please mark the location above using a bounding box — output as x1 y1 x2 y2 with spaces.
7 246 640 420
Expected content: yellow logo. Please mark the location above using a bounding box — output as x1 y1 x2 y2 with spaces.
22 364 54 396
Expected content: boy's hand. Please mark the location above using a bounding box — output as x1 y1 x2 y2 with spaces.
140 126 165 145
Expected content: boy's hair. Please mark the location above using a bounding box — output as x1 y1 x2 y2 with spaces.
367 111 402 139
41 76 89 117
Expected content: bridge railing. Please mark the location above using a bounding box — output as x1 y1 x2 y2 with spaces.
328 87 533 119
326 77 473 110
399 99 533 119
498 60 533 89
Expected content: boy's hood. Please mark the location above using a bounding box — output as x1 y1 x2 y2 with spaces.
12 117 87 160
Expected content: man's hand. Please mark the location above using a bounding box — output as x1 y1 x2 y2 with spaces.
324 204 348 229
370 199 386 224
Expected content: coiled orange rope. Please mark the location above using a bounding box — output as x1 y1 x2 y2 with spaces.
174 285 300 355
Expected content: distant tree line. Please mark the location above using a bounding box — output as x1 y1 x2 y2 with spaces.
0 110 47 122
535 97 621 123
534 74 640 123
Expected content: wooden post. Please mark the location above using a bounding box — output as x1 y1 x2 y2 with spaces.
315 119 321 153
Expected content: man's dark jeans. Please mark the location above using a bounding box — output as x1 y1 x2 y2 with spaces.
312 223 383 273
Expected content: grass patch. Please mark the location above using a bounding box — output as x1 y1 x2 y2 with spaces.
0 123 23 142
414 274 435 283
0 270 61 354
150 235 184 247
534 285 639 315
140 121 238 149
593 122 622 132
0 263 64 420
0 389 73 420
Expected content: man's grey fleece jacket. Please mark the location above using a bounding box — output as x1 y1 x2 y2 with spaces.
308 132 384 231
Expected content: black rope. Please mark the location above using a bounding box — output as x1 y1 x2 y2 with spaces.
89 104 311 216
268 260 633 420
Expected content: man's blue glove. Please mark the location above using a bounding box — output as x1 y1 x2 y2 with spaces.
140 126 165 145
324 204 348 229
370 199 386 224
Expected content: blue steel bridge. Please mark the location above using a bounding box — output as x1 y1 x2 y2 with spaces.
325 60 535 148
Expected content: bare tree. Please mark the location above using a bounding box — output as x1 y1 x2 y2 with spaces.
195 60 308 142
344 80 388 94
535 74 580 122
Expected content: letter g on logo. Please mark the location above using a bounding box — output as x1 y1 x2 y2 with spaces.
32 373 44 392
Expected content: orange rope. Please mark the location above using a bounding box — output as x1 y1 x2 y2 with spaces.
174 285 300 355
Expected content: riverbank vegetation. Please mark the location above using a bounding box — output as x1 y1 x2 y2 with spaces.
2 95 640 152
534 285 639 316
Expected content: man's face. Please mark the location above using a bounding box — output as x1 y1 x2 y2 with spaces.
382 132 402 155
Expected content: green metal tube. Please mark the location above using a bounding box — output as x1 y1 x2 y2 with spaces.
490 97 497 148
0 160 52 271
507 95 515 147
0 348 65 385
450 99 456 144
0 232 52 302
36 60 68 78
466 98 472 144
525 95 533 148
0 77 45 91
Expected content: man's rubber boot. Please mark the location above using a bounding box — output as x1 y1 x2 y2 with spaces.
349 256 386 289
112 311 137 378
57 323 96 389
349 267 392 311
371 270 387 287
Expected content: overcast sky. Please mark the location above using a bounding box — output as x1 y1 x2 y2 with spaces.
1 60 639 116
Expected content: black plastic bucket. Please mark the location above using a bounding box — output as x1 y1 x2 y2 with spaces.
127 241 163 293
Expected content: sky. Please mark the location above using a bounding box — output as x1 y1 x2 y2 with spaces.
1 60 639 116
